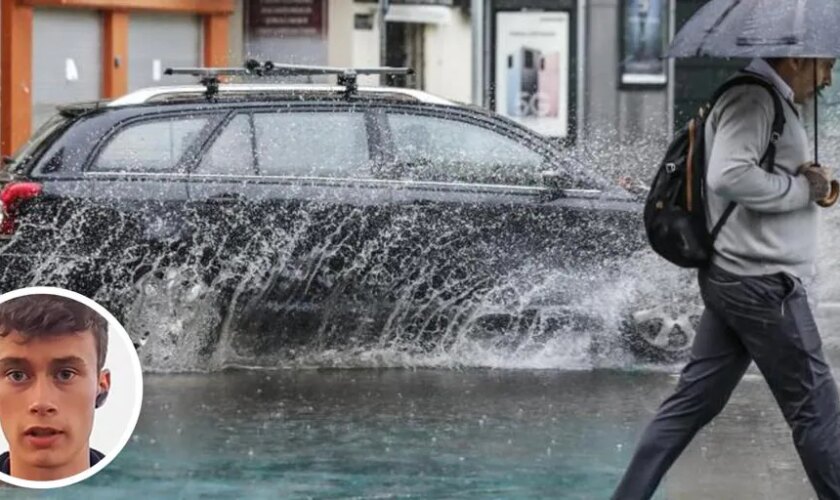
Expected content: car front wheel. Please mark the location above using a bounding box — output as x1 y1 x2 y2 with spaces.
624 304 703 362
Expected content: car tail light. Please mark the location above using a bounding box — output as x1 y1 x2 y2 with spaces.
0 182 42 235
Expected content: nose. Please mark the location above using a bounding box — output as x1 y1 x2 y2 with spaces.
28 379 58 416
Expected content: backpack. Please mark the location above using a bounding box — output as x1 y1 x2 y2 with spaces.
643 73 786 268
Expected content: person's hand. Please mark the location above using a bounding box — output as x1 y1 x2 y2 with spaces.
798 162 833 201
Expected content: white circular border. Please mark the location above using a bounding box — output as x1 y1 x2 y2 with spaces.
0 286 144 489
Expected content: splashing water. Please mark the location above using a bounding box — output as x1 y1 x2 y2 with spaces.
0 176 701 372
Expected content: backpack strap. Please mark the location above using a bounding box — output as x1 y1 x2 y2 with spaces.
707 72 786 244
738 70 786 174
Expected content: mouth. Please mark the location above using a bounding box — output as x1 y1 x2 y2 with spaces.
25 427 61 437
23 427 64 448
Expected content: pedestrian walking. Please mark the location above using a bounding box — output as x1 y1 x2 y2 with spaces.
615 1 840 498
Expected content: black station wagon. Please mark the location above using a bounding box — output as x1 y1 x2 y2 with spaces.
0 64 700 367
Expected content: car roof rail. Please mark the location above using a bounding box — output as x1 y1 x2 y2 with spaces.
164 59 414 101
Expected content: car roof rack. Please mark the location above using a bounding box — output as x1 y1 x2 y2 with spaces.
164 59 414 101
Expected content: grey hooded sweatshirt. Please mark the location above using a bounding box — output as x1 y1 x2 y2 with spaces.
704 67 817 282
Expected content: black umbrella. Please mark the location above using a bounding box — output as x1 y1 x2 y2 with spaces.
668 0 840 203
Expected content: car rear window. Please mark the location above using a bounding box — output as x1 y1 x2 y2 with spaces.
7 113 70 174
90 116 209 173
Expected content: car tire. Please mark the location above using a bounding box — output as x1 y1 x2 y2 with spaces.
124 266 223 355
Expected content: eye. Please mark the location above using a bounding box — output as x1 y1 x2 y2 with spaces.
6 370 28 383
55 369 76 382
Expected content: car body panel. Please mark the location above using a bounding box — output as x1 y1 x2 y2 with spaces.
0 86 662 362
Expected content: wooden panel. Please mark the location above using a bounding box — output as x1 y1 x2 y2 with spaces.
102 11 128 98
23 0 234 15
1 2 34 157
204 14 229 68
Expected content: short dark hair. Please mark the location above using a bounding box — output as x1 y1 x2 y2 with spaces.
764 57 786 69
0 294 108 371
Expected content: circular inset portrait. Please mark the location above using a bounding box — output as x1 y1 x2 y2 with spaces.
0 287 143 489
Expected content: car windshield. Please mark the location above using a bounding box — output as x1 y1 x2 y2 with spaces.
6 113 70 173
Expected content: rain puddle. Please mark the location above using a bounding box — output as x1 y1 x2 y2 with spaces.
2 369 814 499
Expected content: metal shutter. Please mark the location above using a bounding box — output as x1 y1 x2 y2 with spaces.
32 8 102 129
128 13 202 91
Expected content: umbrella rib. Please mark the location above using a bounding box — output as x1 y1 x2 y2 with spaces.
696 0 745 57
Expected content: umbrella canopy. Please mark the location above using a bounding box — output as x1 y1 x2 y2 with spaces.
668 0 840 58
668 0 840 205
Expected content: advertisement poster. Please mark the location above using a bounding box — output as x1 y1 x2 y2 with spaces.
621 0 668 85
494 12 570 138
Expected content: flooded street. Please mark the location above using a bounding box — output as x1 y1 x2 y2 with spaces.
5 2 840 496
2 363 830 499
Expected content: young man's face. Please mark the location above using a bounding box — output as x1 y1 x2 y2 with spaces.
0 329 109 481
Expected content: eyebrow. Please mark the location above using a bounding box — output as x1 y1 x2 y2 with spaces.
49 356 88 370
0 356 88 372
0 357 30 371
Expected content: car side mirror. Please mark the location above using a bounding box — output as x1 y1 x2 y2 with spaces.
540 169 568 191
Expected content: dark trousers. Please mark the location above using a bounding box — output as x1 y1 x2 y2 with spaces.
612 265 840 499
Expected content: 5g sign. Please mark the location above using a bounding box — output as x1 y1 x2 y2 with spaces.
494 11 570 138
515 91 558 118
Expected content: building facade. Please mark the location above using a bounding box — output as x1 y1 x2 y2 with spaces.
1 0 235 156
9 0 839 182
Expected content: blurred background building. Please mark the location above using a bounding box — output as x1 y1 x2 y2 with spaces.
0 0 232 156
3 0 840 183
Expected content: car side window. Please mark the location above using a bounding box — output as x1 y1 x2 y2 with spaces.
197 114 256 175
253 112 372 178
90 117 209 173
386 113 545 185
